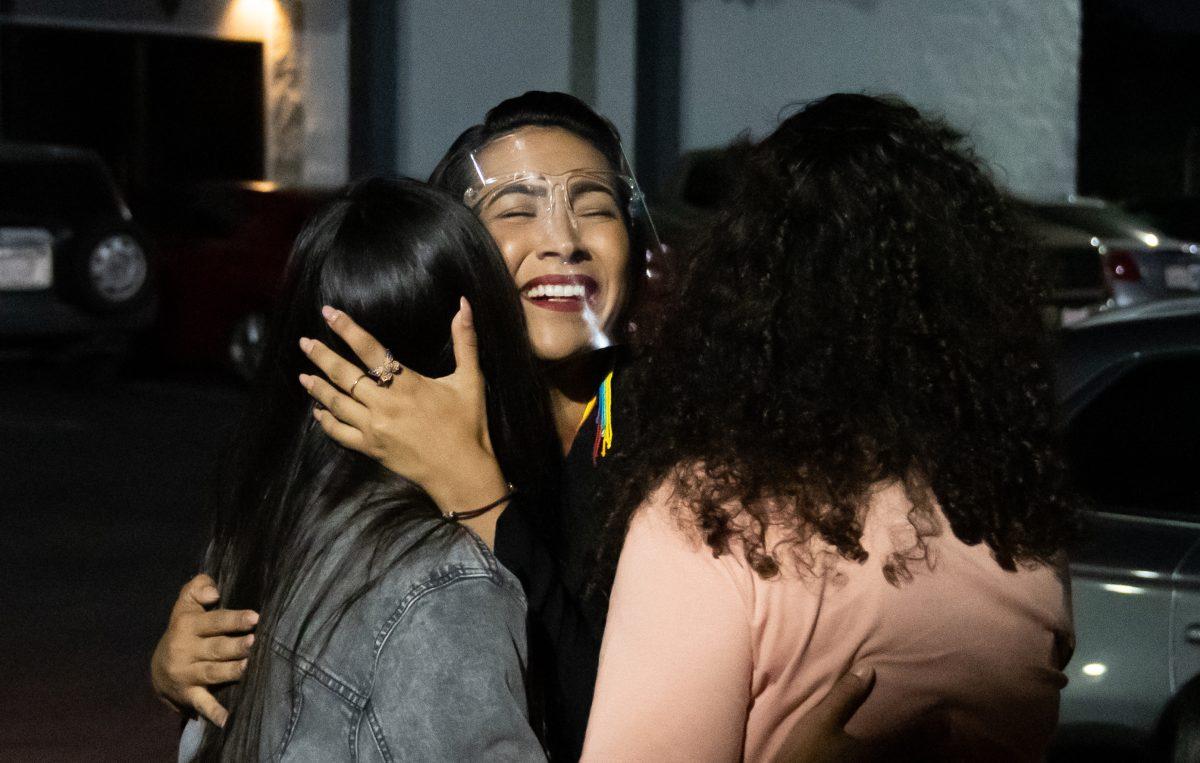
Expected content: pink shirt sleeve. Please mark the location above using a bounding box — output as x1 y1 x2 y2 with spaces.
581 486 753 762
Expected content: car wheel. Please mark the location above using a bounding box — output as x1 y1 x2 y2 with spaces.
69 227 153 313
229 312 267 382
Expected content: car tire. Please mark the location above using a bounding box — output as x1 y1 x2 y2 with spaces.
66 226 154 313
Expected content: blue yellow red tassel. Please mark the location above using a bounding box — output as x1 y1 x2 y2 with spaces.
592 370 614 463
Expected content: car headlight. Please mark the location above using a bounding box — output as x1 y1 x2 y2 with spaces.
87 233 148 303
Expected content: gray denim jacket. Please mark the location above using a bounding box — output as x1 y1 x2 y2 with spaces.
181 511 545 762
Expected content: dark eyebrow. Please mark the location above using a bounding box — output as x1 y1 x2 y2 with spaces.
483 182 549 207
568 179 618 200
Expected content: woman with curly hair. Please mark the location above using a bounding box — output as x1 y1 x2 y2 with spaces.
580 94 1075 761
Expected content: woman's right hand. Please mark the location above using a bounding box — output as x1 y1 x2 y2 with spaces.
298 301 511 545
150 574 259 727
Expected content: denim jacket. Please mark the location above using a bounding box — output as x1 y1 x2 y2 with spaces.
181 510 545 762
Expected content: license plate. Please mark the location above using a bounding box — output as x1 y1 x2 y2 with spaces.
0 228 53 290
1165 264 1200 291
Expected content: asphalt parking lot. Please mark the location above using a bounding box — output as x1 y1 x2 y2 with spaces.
0 360 245 760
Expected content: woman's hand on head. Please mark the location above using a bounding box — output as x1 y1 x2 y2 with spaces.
150 574 258 727
300 300 511 544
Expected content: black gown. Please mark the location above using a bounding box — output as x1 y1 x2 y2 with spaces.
492 368 619 761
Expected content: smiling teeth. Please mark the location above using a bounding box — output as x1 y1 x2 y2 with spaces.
525 283 587 299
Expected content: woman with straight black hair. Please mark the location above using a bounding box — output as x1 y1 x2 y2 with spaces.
183 177 558 761
156 92 653 760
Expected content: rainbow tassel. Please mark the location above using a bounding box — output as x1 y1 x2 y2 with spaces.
592 370 614 462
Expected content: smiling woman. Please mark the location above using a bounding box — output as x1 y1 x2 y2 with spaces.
462 151 635 337
453 128 639 362
150 92 663 762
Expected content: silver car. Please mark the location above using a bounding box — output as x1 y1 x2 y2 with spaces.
1052 297 1200 759
1025 199 1200 319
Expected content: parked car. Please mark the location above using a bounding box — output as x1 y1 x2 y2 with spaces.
137 181 334 379
1021 199 1200 320
0 143 156 355
1052 297 1200 758
649 153 1200 325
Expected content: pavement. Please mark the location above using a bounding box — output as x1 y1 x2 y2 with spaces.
0 360 246 761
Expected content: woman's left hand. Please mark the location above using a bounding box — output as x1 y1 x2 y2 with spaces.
298 301 511 544
771 666 875 763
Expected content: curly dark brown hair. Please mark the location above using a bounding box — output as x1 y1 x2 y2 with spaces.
597 93 1074 586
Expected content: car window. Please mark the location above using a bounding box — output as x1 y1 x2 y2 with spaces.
0 159 120 218
1065 355 1200 516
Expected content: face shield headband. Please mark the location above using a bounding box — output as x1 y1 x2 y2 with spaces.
461 131 662 355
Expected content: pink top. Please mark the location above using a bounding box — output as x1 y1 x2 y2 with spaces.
581 480 1073 762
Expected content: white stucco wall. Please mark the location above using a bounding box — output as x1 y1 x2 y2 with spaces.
3 0 349 187
394 0 637 178
679 0 1082 198
396 0 573 178
594 0 637 159
6 1 1081 195
298 2 349 187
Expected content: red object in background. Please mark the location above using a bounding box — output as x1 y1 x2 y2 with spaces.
140 181 334 375
1104 250 1142 282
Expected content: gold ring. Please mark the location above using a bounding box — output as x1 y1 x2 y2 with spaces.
348 373 371 400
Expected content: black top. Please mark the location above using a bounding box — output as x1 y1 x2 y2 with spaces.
492 365 620 761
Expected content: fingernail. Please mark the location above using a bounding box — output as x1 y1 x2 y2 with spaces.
245 634 256 647
850 664 875 682
321 305 339 323
246 612 260 626
459 297 473 328
200 586 219 600
299 337 313 353
298 373 314 390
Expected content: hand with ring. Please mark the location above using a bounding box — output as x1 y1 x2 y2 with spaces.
297 299 511 546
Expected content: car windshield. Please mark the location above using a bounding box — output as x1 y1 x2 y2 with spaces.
0 159 120 218
1032 204 1163 240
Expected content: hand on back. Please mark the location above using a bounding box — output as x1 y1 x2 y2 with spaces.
771 665 875 763
150 574 258 727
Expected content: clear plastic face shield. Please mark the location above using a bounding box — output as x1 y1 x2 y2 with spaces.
462 129 661 361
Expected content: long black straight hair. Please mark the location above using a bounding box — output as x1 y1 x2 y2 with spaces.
198 177 560 760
